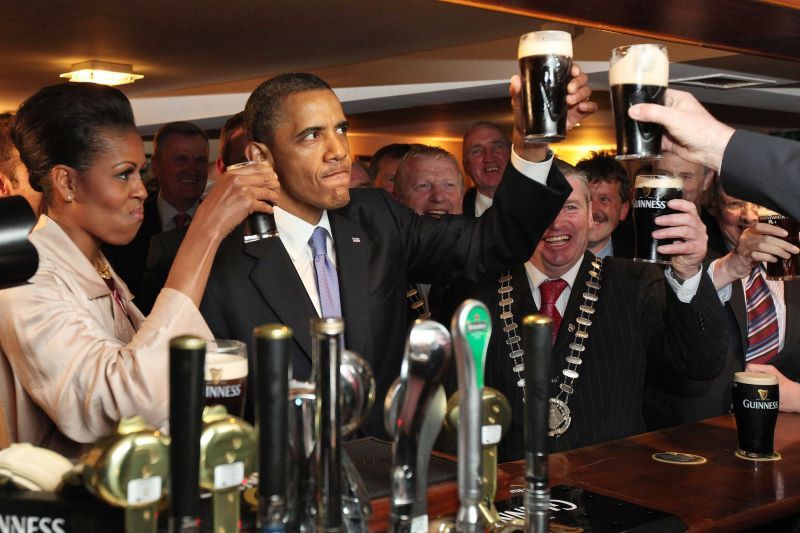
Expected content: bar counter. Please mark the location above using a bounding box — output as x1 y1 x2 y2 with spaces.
367 413 800 531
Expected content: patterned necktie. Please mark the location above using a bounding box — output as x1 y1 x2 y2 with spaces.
309 227 342 318
539 278 568 344
745 264 780 363
174 212 191 229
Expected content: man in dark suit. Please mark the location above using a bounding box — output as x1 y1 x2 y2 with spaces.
139 114 249 314
630 88 800 220
576 151 633 258
461 121 511 217
450 161 728 461
646 181 800 428
104 121 209 298
200 71 598 436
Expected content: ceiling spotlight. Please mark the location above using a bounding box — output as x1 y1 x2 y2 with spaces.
60 60 143 86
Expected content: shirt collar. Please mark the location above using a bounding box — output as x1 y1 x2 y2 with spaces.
525 254 585 290
595 239 614 259
156 192 199 227
273 206 334 262
474 191 493 216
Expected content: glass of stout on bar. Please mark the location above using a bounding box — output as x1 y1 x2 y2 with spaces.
518 30 573 143
610 44 669 160
204 339 248 418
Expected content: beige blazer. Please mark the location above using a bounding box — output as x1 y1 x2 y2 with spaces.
0 216 211 458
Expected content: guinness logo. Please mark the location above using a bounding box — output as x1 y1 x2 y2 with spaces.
758 389 769 401
642 186 652 198
210 367 222 385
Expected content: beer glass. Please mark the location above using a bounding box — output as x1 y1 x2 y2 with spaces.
518 30 573 143
204 339 248 418
758 207 800 280
732 372 779 460
226 160 279 243
632 173 682 264
609 44 669 160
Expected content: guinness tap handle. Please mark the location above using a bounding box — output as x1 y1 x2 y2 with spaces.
254 324 293 532
451 299 491 533
521 315 552 533
169 336 206 533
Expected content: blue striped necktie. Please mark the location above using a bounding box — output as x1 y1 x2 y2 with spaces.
744 264 780 363
309 227 342 318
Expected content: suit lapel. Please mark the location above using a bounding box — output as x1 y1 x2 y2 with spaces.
330 212 370 357
554 252 594 352
729 279 749 353
245 236 317 361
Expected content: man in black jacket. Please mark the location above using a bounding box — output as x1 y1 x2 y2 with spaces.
199 70 596 436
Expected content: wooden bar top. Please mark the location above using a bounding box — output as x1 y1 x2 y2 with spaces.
368 413 800 531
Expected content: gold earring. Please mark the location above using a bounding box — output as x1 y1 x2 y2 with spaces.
66 194 72 202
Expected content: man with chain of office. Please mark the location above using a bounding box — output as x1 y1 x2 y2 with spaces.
443 160 729 460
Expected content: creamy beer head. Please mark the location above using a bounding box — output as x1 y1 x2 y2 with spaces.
204 352 248 381
757 206 783 219
734 371 779 386
609 44 669 86
518 30 573 59
634 174 683 190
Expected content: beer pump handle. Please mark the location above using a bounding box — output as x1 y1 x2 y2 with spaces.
389 320 452 532
451 299 491 533
168 336 206 533
311 317 344 532
254 324 293 532
521 315 552 533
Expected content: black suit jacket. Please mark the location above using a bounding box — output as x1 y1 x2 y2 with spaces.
721 130 800 220
462 187 478 217
103 195 162 298
200 163 571 437
457 252 727 461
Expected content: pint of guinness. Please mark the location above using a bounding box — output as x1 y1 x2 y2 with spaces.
518 30 573 143
758 207 800 281
609 44 669 160
204 339 248 418
733 372 780 460
632 174 682 264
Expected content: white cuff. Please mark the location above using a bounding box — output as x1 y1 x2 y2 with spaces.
708 259 733 304
664 266 703 303
510 147 554 186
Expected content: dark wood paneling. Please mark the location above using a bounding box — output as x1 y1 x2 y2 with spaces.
442 0 800 62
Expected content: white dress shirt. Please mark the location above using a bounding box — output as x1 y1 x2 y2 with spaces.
525 255 705 314
156 193 199 232
273 207 336 317
474 191 493 217
709 260 787 350
269 149 554 317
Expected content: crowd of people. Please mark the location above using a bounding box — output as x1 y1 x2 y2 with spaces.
0 63 798 462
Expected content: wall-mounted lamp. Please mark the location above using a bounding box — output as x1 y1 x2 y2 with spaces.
60 60 143 86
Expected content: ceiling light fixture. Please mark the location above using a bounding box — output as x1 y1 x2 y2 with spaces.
60 60 143 86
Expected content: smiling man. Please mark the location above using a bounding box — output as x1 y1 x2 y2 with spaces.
450 160 728 460
395 145 463 217
199 71 597 435
461 121 511 216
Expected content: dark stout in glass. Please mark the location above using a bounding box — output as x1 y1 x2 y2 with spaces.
733 372 779 459
632 174 682 264
758 207 800 281
609 44 668 160
518 31 573 143
204 349 248 418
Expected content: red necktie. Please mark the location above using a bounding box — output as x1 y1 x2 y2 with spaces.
539 278 568 344
745 264 780 363
174 212 191 229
